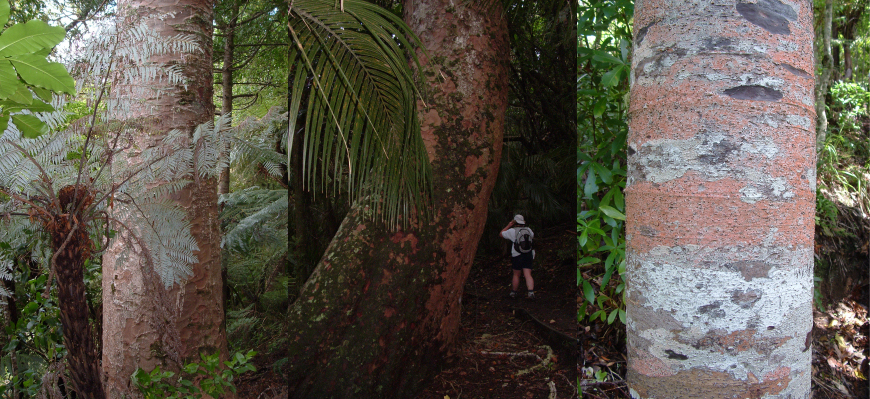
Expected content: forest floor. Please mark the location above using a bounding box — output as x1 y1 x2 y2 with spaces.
419 228 579 399
579 214 869 398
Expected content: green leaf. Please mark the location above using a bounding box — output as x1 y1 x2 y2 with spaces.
578 257 600 266
0 98 53 113
618 309 626 324
592 163 613 185
0 115 8 132
579 230 587 247
11 113 47 138
9 54 75 94
607 309 618 324
0 20 65 57
31 86 51 102
599 205 625 221
0 60 17 99
592 98 606 117
8 83 31 104
582 280 595 304
592 51 624 65
0 0 9 28
601 65 623 87
21 301 38 314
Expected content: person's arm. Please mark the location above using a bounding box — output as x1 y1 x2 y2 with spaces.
499 220 515 238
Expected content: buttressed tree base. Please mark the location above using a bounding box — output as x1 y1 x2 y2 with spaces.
625 0 815 397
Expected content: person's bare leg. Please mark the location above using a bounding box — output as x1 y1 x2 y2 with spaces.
512 269 522 292
523 268 534 291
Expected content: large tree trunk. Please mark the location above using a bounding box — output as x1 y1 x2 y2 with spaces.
286 1 509 397
102 0 228 397
217 0 239 196
625 1 815 398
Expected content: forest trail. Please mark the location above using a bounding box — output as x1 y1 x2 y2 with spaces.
420 230 578 399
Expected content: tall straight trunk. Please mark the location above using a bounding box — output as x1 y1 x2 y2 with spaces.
102 0 228 397
286 1 509 397
816 0 833 151
218 1 239 196
625 1 815 398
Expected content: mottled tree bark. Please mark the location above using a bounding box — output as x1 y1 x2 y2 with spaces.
286 0 509 397
217 1 238 196
102 0 228 397
625 0 815 398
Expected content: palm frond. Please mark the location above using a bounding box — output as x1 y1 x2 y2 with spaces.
288 0 432 227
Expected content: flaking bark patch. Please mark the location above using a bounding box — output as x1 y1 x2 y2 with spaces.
735 0 797 35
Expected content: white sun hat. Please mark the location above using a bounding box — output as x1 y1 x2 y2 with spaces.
514 214 525 224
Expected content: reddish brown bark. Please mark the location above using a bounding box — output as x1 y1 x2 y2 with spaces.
102 0 228 397
286 1 509 397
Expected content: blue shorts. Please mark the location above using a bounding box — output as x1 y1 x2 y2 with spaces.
510 252 533 271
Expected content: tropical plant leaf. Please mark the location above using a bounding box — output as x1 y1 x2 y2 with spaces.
0 0 9 29
0 60 16 99
0 20 65 57
288 0 431 227
9 54 75 94
11 113 47 138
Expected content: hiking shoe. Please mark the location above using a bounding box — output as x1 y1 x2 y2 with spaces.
508 291 518 299
527 292 536 300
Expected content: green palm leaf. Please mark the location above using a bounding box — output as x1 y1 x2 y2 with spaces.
289 0 432 227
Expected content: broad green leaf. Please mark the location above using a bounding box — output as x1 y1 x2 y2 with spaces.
21 301 38 314
0 21 65 57
9 54 75 94
31 86 51 102
0 60 17 99
592 51 623 65
12 113 47 138
582 280 595 304
0 0 8 28
0 98 53 114
599 205 626 220
601 65 623 87
8 83 30 104
579 230 587 247
618 309 626 324
593 163 613 184
592 98 606 117
607 309 618 324
0 115 8 132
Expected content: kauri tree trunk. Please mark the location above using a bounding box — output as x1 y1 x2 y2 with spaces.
286 0 509 397
102 0 229 397
625 0 815 398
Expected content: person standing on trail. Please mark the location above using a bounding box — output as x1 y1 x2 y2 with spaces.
499 214 535 300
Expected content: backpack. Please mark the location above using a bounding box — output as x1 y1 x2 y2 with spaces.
513 227 533 254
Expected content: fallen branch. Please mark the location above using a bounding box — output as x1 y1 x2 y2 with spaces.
479 345 555 376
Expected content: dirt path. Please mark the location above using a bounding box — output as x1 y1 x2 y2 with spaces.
420 230 578 399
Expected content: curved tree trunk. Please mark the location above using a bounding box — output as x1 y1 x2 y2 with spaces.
625 1 815 398
286 1 509 397
102 0 228 397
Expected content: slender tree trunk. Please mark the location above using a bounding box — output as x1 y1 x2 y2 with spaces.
218 1 239 196
816 0 833 151
285 0 509 397
102 0 228 397
625 1 815 398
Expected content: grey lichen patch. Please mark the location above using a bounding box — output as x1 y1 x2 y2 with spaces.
723 85 783 101
735 0 797 35
739 176 794 204
627 130 738 185
702 37 734 51
635 48 688 79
